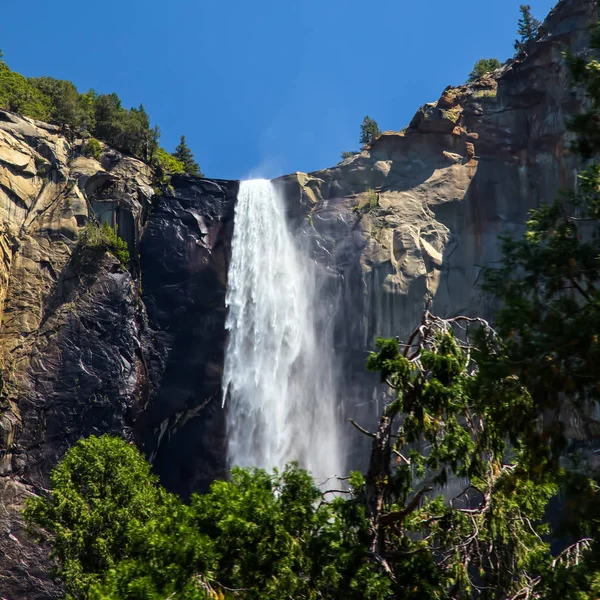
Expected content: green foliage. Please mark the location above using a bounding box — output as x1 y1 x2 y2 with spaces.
366 188 378 210
468 58 501 82
77 222 130 268
93 97 158 159
0 52 206 183
172 135 202 176
25 436 216 600
29 76 82 126
351 188 380 218
360 115 381 146
480 10 600 597
26 436 389 600
472 88 497 99
340 150 359 160
154 147 185 174
0 62 51 120
514 4 541 53
84 137 102 161
0 52 162 162
362 327 557 598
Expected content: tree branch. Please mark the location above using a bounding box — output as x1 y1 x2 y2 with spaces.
349 418 376 438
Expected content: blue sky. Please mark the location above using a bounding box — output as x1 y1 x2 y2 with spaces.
1 0 556 179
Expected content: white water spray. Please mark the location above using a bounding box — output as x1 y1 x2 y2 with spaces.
222 179 343 479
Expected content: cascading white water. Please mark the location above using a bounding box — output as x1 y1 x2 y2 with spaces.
222 179 343 479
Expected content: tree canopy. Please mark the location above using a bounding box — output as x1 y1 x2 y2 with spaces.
467 58 501 82
0 51 200 179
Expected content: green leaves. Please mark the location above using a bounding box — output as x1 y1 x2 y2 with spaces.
359 116 381 146
0 62 52 120
467 58 501 82
77 222 131 269
26 437 389 600
514 4 541 54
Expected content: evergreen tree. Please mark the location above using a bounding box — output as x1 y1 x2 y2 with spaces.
29 76 81 126
467 58 501 82
340 150 358 160
173 135 203 176
359 116 381 146
514 4 541 53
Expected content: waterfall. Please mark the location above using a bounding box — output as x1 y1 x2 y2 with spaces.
222 179 343 480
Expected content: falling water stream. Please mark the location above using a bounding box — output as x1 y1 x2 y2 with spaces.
222 179 343 479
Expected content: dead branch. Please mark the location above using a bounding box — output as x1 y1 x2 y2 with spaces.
349 418 376 438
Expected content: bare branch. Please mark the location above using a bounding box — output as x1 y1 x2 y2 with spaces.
349 418 376 438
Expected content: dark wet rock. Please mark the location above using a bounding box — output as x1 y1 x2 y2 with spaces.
139 176 238 498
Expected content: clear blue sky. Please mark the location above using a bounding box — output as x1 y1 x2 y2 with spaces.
1 0 556 180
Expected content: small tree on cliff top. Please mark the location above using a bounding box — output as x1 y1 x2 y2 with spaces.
173 134 203 176
360 115 381 146
514 4 541 53
467 58 501 82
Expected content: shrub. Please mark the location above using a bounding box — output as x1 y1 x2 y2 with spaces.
77 221 130 268
340 150 358 160
468 58 501 82
84 137 102 161
472 89 497 99
366 188 378 209
154 147 185 175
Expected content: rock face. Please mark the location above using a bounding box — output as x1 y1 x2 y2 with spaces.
0 113 153 598
0 0 597 597
278 0 595 342
0 113 237 598
139 176 237 498
274 0 598 464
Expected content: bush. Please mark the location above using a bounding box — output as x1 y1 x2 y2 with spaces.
468 58 501 82
25 435 387 600
154 147 185 175
340 150 358 161
77 221 130 268
84 137 102 161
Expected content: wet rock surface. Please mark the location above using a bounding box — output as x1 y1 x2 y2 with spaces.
139 176 238 498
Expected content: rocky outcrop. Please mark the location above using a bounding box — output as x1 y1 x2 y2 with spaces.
0 110 155 599
274 0 599 463
0 109 239 597
278 0 595 342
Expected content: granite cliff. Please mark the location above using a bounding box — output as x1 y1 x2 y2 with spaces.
0 0 597 597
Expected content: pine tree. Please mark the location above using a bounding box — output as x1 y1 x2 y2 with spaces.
172 135 203 176
514 4 541 53
468 58 501 82
359 116 381 147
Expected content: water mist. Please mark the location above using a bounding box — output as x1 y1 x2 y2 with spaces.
222 179 343 480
